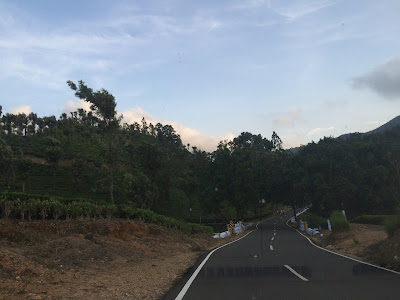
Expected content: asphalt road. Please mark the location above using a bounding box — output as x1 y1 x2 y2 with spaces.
164 210 400 300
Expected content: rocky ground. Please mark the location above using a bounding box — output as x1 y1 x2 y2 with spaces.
0 219 246 300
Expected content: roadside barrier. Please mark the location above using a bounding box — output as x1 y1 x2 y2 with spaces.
212 221 254 239
290 207 309 224
298 220 320 236
290 208 321 237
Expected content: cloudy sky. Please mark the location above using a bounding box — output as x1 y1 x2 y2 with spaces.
1 0 400 151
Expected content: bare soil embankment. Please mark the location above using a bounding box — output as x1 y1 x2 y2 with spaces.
0 219 245 300
309 223 400 271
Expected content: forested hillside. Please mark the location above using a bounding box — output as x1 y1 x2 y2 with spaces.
1 83 399 223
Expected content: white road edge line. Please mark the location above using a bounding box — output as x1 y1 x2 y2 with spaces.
175 215 276 300
284 265 309 281
285 216 400 276
270 245 274 250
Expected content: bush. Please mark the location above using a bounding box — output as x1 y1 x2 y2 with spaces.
0 193 213 234
351 215 387 225
330 211 350 232
299 212 326 229
385 215 400 237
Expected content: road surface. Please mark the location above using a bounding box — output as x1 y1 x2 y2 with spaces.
164 210 400 300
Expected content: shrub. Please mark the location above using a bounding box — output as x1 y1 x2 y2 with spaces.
49 198 66 220
351 215 387 225
385 215 400 237
299 212 327 229
330 211 350 232
0 193 213 234
27 198 41 220
0 196 15 219
1 192 50 202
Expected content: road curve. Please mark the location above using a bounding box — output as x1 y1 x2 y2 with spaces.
163 210 400 300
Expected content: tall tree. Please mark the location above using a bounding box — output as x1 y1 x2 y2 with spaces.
16 154 32 193
0 138 15 190
45 137 63 191
27 112 38 135
271 131 283 152
67 80 120 204
2 113 15 138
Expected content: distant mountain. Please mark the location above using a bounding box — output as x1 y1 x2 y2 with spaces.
339 115 400 140
287 115 400 152
363 115 400 135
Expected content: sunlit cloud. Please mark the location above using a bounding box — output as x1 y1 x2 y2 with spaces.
121 107 234 152
11 105 32 115
307 126 335 136
62 99 92 114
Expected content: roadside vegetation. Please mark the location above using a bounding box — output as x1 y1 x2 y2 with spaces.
351 215 388 226
0 192 212 234
384 210 400 237
297 212 327 229
329 211 350 232
1 82 400 234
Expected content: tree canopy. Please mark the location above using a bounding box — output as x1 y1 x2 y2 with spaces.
1 83 399 223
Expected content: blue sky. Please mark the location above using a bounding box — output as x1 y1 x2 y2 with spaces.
1 0 400 151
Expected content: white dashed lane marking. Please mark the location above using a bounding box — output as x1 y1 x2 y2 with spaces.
284 265 309 281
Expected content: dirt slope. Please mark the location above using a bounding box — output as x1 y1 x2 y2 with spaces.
0 219 238 299
310 223 400 271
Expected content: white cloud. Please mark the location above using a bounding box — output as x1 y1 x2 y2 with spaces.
364 121 380 126
121 107 234 152
62 99 92 114
362 120 380 131
11 105 32 114
274 0 337 22
0 3 227 92
307 126 335 136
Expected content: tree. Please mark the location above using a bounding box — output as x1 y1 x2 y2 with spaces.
71 158 85 195
16 154 32 193
43 116 57 136
122 170 158 209
45 137 63 191
271 131 283 152
67 80 120 204
0 138 15 190
27 112 38 135
2 113 16 138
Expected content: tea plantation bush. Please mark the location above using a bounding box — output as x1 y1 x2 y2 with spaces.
0 193 212 235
